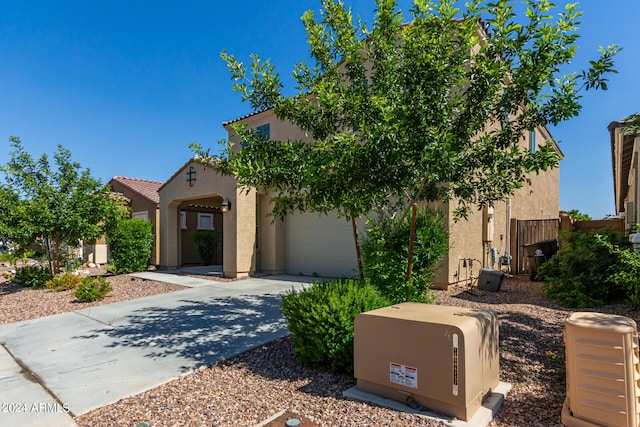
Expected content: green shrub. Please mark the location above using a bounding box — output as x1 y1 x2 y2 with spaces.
539 228 636 307
281 278 390 373
107 218 154 274
362 206 448 303
45 272 82 291
191 230 219 265
74 276 112 301
12 265 52 289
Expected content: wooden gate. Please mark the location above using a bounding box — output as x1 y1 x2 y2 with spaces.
511 218 560 274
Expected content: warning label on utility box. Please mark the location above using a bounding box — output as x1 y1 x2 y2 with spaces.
390 362 418 388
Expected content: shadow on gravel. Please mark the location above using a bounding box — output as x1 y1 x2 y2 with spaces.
75 294 289 373
218 335 356 399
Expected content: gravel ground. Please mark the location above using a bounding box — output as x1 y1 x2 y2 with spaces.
0 267 187 325
2 269 639 426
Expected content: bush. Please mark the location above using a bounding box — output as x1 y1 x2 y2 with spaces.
12 265 52 289
191 230 219 265
281 278 390 373
362 206 448 303
539 228 637 307
74 276 112 301
107 218 154 274
45 272 82 291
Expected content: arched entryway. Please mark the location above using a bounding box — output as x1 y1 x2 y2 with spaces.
176 196 224 266
158 159 261 278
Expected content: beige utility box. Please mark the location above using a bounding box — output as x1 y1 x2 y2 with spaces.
563 312 640 427
354 302 500 421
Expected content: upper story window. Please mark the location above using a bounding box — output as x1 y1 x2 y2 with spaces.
242 123 270 149
256 123 270 141
529 129 537 154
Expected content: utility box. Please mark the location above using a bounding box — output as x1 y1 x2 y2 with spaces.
354 303 500 421
477 268 505 292
562 312 640 427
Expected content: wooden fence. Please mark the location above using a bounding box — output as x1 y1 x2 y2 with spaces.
510 218 560 274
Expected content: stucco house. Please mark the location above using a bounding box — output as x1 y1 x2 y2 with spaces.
158 106 561 286
609 115 640 229
109 176 163 266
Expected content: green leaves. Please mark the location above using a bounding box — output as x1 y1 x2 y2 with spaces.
0 137 129 273
197 0 618 236
107 218 154 274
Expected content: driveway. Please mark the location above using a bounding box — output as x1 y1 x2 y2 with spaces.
0 273 314 426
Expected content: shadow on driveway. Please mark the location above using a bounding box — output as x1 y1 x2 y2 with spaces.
75 293 288 371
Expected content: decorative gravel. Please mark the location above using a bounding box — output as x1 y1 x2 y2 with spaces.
3 269 640 426
0 268 187 325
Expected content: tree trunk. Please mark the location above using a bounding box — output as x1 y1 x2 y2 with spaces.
406 203 418 301
351 212 364 279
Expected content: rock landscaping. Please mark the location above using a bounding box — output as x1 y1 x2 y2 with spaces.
2 271 639 426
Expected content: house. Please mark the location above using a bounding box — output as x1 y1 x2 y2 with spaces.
109 176 163 266
609 116 640 229
158 106 560 286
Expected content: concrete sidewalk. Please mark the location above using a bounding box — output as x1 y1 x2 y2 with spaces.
0 273 314 426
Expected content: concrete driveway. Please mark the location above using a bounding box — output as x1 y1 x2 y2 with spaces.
0 273 314 426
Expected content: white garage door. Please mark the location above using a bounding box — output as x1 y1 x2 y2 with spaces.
285 212 367 278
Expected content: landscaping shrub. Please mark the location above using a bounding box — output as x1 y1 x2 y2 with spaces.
539 228 638 308
12 265 52 289
74 276 112 301
107 218 154 274
191 230 219 265
362 206 448 303
281 278 390 373
45 272 82 291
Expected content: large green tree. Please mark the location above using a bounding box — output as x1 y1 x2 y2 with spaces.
193 0 618 274
0 137 127 274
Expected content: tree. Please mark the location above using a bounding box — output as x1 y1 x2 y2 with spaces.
623 112 640 134
0 137 128 274
567 209 592 221
192 0 618 276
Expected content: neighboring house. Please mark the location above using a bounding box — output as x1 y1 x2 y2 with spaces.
158 107 560 286
609 116 640 229
109 176 163 266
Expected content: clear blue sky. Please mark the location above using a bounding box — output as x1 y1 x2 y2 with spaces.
1 1 638 220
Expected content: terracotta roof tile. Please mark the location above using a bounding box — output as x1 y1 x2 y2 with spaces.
109 176 163 204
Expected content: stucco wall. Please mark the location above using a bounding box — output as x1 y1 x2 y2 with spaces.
159 160 256 278
433 126 561 287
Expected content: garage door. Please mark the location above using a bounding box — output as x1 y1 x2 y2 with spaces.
285 212 367 278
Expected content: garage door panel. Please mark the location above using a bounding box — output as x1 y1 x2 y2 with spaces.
286 212 366 278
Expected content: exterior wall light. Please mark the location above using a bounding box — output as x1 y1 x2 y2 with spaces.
221 199 231 213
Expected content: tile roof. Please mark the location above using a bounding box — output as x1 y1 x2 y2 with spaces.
109 176 163 204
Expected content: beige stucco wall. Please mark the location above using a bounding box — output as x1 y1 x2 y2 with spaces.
159 160 257 278
224 109 560 286
225 109 313 150
433 125 560 288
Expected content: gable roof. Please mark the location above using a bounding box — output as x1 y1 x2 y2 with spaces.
109 176 163 205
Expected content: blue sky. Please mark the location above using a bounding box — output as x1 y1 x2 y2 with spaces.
1 1 638 219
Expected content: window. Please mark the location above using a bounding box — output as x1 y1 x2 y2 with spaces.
197 213 215 230
529 129 537 154
180 211 187 230
256 123 270 141
132 210 149 220
242 123 270 148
